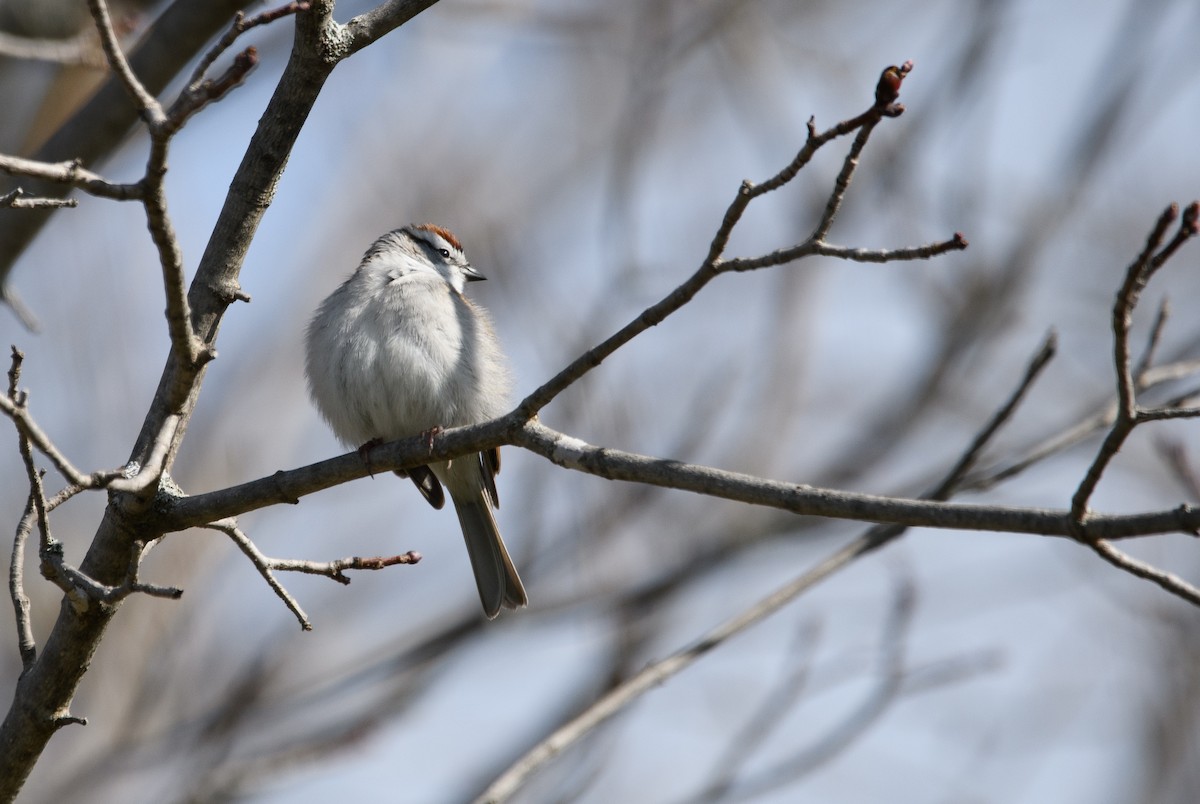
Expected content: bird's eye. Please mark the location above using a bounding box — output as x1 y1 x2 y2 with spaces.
438 248 451 258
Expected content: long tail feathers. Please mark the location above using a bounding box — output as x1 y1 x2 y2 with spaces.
451 492 527 618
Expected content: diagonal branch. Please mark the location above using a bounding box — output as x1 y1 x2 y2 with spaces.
204 518 421 630
517 63 925 420
1072 202 1199 519
85 0 166 126
186 1 311 90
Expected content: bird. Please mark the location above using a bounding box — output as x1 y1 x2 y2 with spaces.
304 223 527 618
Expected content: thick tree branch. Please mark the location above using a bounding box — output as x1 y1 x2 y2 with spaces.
0 2 441 795
154 412 1200 543
345 0 442 53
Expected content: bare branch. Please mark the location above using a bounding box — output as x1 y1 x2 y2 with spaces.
1072 202 1199 519
1087 538 1200 607
38 537 183 609
967 358 1200 493
345 0 443 54
0 189 78 210
166 47 260 135
517 64 926 419
269 551 422 582
8 499 37 671
514 419 1200 541
186 2 310 90
85 0 165 125
0 385 124 490
724 231 968 273
1135 297 1170 381
0 154 142 201
203 518 420 631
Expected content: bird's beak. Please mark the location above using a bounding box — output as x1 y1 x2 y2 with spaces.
463 265 487 282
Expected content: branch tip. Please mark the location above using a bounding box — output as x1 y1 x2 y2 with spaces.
875 60 913 110
7 345 23 398
1181 201 1199 236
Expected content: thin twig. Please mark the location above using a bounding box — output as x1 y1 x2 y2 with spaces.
966 359 1200 493
934 332 1058 498
1072 203 1199 519
0 154 143 201
1135 297 1170 380
1057 202 1200 608
203 518 421 631
6 348 37 668
269 552 422 582
0 189 78 210
1087 539 1200 606
186 2 310 90
85 0 165 125
7 344 178 609
9 493 37 670
724 232 968 273
39 537 182 609
0 388 124 490
165 48 260 135
206 519 311 629
516 63 925 420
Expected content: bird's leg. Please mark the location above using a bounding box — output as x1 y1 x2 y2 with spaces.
358 437 384 478
421 426 443 455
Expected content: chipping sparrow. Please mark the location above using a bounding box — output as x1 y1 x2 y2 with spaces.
305 224 527 618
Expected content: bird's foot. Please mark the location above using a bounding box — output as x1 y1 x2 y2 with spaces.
358 437 384 477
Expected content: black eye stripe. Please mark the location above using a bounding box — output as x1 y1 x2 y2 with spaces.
413 234 454 260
